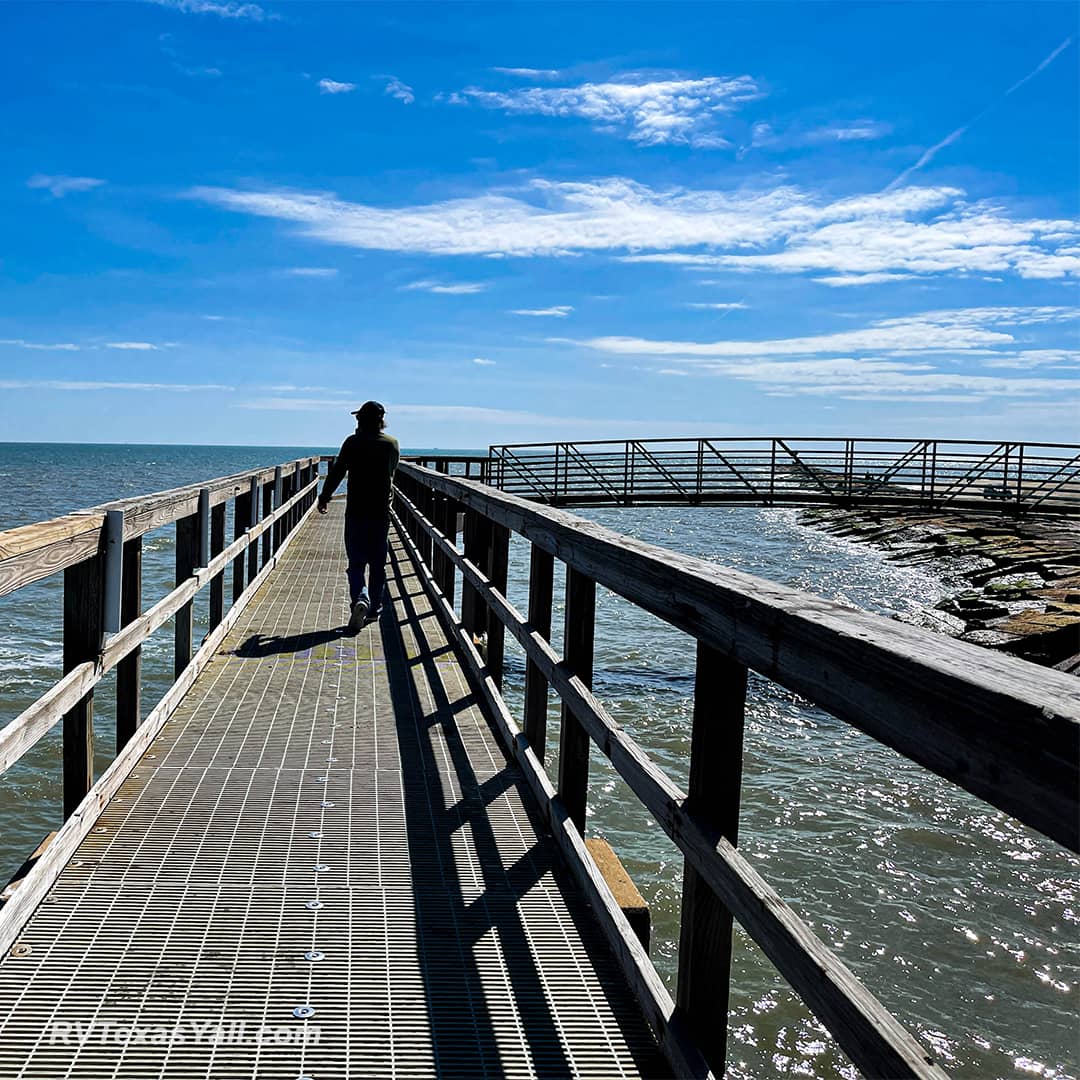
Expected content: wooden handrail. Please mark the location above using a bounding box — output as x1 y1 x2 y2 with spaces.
0 457 321 598
0 477 320 780
393 460 1079 1079
398 463 1079 851
392 481 950 1079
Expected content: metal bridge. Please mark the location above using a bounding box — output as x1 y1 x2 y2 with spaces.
482 438 1080 514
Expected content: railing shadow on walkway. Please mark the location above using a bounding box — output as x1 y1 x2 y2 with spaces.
378 539 664 1079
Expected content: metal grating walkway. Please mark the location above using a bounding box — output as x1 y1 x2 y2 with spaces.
0 503 667 1079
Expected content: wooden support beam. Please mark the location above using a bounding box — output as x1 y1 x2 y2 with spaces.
523 545 554 762
233 491 251 604
246 477 259 584
115 536 142 752
261 481 273 565
461 510 490 640
487 524 510 689
174 512 199 680
559 566 595 834
676 643 747 1078
63 550 103 819
208 503 226 631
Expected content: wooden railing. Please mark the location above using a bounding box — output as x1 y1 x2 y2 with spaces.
393 460 1080 1080
0 458 321 949
487 437 1080 515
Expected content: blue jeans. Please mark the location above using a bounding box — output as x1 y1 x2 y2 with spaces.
344 515 389 610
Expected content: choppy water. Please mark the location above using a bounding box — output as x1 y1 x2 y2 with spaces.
0 444 1077 1079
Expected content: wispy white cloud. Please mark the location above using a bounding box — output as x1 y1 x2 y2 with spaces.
188 178 1080 282
147 0 268 20
447 73 762 147
0 338 81 351
567 306 1080 402
319 78 356 95
813 272 918 287
888 37 1074 189
685 301 748 311
573 305 1078 359
492 67 562 79
510 305 573 317
382 76 415 104
106 341 160 350
472 357 497 366
27 174 105 198
283 266 339 277
741 119 891 157
401 279 487 294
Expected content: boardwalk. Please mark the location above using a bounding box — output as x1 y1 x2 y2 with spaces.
0 503 666 1079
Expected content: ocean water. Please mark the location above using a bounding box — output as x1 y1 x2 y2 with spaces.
0 443 1076 1079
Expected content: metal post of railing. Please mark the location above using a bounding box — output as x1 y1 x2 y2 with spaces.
1016 444 1026 511
769 439 777 505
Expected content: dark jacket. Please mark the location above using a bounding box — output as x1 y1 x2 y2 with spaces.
319 430 400 518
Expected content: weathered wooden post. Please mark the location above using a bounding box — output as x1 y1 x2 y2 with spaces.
559 567 595 834
487 524 510 689
209 501 226 631
174 507 200 679
676 642 748 1077
62 543 104 817
461 510 491 641
233 487 251 604
261 479 273 565
523 545 554 760
247 476 259 582
116 535 142 751
272 465 283 552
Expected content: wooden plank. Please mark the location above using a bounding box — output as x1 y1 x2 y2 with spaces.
115 536 143 751
0 662 96 777
559 566 595 835
400 463 1080 852
523 545 554 761
208 502 226 631
62 552 102 819
676 644 747 1077
174 512 198 680
0 514 104 599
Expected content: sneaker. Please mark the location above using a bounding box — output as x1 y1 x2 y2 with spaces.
348 599 369 632
365 605 383 623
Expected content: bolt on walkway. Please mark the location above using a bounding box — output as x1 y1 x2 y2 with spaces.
0 502 667 1079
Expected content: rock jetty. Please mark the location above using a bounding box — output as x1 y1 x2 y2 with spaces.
800 507 1080 671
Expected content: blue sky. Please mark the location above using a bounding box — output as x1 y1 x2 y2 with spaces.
1 0 1077 448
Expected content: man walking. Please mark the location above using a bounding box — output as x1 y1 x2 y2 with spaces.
317 401 400 632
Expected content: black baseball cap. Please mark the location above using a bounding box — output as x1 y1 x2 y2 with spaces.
351 400 385 419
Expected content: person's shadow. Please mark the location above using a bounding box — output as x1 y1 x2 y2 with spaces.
231 628 348 657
